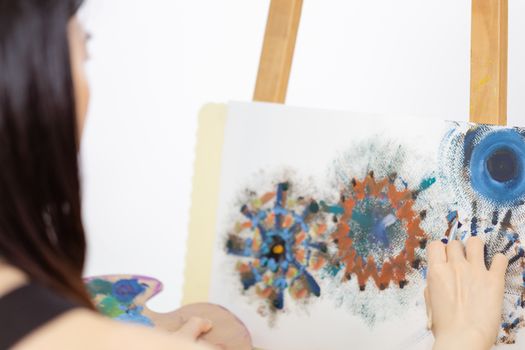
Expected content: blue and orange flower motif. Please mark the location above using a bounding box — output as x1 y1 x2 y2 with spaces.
226 182 329 311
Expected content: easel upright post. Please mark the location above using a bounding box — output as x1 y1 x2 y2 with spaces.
253 0 303 103
470 0 508 125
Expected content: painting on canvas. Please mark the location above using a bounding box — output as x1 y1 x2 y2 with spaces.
207 102 525 350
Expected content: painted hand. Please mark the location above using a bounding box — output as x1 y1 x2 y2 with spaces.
425 237 508 350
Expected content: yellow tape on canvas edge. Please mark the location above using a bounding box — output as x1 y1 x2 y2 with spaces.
182 103 227 305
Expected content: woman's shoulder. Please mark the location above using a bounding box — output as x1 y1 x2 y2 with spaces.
15 309 213 350
0 262 28 297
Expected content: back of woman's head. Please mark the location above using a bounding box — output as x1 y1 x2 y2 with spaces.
0 0 93 307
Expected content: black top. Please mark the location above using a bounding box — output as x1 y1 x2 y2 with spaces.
0 284 78 349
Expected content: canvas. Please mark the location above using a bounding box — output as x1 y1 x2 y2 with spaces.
202 102 525 350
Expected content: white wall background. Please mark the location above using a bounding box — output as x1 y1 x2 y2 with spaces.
80 0 525 312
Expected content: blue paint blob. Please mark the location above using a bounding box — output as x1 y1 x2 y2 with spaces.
273 290 284 309
418 177 436 191
304 271 321 297
487 148 518 182
446 210 458 223
468 130 525 203
240 266 259 290
112 279 146 304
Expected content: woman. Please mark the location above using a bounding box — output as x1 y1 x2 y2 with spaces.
0 1 212 349
0 0 509 349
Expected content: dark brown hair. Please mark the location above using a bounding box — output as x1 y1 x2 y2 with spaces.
0 0 94 308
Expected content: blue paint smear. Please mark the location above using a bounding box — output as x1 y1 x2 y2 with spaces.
446 210 458 223
463 126 486 167
470 217 478 236
273 290 284 310
351 198 395 251
320 201 344 215
325 264 342 277
421 267 428 280
112 279 146 304
304 271 321 297
241 265 260 290
115 307 154 327
418 177 436 191
372 213 396 247
226 237 253 257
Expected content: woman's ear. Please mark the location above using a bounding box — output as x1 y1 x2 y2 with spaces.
68 16 90 142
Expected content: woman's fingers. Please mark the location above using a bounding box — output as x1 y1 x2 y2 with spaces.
465 236 485 266
176 317 213 340
424 287 433 330
489 253 509 277
446 240 466 263
429 237 485 265
427 240 446 264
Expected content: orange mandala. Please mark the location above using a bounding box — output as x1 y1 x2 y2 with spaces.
325 171 431 291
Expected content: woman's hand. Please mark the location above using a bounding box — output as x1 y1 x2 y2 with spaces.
425 237 508 350
175 317 213 341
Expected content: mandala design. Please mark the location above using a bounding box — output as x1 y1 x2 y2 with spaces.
221 123 525 346
226 182 329 311
323 171 430 291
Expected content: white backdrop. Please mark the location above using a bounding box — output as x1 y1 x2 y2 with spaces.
79 0 525 312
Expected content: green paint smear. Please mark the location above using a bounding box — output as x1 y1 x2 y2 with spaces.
86 279 113 297
324 264 342 277
419 177 436 191
320 201 344 215
98 296 125 318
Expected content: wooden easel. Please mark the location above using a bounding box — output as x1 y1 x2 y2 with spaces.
254 0 508 126
180 0 510 321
